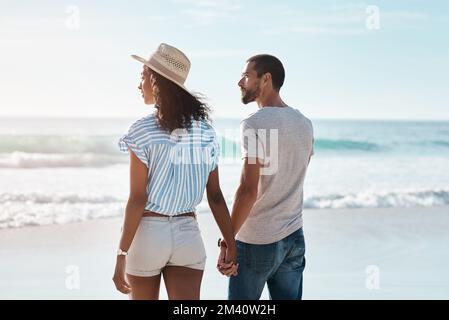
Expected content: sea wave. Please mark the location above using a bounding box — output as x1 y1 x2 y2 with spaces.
431 140 449 148
304 189 449 209
1 189 448 229
2 133 449 167
0 192 125 229
219 137 383 153
0 192 123 204
0 152 126 168
0 135 120 154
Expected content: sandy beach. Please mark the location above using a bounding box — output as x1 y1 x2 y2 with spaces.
2 0 449 303
1 205 448 300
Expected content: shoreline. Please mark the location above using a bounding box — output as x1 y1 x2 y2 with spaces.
1 206 448 299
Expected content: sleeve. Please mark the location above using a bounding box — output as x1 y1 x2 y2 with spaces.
311 137 315 156
118 122 149 167
240 120 265 164
310 121 315 157
209 129 220 172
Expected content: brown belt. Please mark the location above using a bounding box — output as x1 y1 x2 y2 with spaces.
142 211 196 219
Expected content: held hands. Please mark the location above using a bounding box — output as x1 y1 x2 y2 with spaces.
217 239 239 277
112 256 132 294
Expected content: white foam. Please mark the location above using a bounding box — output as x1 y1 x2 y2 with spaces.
0 191 212 229
0 191 125 229
0 152 126 168
304 189 449 209
2 188 449 229
0 192 122 204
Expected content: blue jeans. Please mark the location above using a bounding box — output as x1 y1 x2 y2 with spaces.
228 228 306 300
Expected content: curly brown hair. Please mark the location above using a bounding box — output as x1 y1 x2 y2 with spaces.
147 68 211 132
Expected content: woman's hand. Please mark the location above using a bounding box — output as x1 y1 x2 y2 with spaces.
112 256 132 294
217 239 238 277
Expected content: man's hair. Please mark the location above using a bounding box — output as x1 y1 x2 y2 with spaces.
247 54 285 91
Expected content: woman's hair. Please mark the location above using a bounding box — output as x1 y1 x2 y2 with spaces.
147 68 211 132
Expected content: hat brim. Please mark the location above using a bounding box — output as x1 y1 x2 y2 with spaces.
131 54 191 95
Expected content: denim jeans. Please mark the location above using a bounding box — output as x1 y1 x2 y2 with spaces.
228 228 306 300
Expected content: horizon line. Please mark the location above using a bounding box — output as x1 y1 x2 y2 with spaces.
1 115 448 123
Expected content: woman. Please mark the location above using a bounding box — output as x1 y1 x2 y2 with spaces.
112 43 238 300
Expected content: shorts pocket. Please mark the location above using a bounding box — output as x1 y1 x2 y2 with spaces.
139 218 167 230
179 219 200 232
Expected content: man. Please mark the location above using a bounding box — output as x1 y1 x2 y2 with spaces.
218 54 314 300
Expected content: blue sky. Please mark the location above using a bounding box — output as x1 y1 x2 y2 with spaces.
0 0 448 120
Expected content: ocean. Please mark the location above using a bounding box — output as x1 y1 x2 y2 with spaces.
1 116 448 229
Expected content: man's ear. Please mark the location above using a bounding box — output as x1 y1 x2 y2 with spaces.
263 73 272 87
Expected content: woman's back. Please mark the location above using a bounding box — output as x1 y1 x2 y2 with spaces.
119 112 219 214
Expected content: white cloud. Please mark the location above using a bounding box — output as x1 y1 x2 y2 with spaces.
172 0 241 10
189 49 253 58
370 9 430 31
264 26 368 36
381 11 429 22
173 0 241 25
262 3 431 36
0 16 64 33
181 8 226 25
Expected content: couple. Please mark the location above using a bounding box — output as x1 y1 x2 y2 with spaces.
112 43 314 300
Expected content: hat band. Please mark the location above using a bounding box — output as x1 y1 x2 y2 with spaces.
148 57 186 85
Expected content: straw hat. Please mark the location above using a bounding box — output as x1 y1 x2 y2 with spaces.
131 43 191 93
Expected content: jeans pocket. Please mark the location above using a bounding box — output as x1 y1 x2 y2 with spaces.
287 249 305 270
282 242 306 272
245 243 276 275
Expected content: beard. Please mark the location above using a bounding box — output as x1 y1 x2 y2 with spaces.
241 85 261 104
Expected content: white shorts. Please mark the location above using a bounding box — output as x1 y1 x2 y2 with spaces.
126 216 207 277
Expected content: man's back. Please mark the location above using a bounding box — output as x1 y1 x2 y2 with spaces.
238 106 314 244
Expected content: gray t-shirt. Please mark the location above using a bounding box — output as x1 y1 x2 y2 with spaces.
236 106 314 244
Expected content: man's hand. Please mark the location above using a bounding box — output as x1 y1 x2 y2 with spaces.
217 239 238 277
112 256 132 294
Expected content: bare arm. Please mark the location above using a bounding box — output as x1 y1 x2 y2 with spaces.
118 148 149 251
206 167 235 249
216 157 260 276
113 148 148 294
230 157 261 235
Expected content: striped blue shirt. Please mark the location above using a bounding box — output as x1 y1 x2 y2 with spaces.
118 113 219 215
